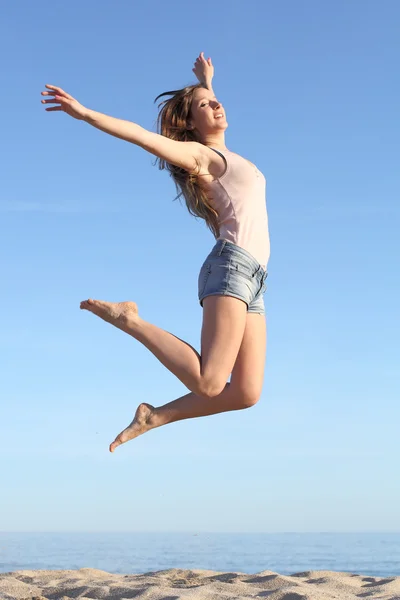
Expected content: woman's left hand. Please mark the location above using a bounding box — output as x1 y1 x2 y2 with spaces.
192 52 214 89
41 85 89 120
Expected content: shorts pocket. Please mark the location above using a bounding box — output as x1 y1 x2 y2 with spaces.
198 262 212 298
230 258 254 282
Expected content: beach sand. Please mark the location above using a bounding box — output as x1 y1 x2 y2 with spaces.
1 567 399 600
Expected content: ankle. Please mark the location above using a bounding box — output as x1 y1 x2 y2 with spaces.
122 314 142 336
147 407 164 429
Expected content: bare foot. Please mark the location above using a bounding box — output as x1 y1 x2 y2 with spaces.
80 299 139 331
109 403 156 452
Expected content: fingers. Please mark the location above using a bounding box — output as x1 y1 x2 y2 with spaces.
44 84 73 99
41 93 71 113
41 96 68 106
201 53 212 66
45 84 64 93
41 92 65 102
192 51 213 78
194 52 209 65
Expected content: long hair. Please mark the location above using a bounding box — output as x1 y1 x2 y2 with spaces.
154 84 220 238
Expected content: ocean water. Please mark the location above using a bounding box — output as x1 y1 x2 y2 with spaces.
0 532 399 578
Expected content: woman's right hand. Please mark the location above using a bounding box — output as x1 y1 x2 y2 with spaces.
41 84 89 120
192 52 214 89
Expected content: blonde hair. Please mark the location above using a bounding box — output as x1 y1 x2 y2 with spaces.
154 84 219 238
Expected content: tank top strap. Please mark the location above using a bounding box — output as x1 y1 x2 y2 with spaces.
209 147 229 178
209 147 226 160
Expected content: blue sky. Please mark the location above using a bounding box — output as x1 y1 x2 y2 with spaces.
1 0 399 533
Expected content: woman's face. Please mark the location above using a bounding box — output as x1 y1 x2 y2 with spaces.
189 87 228 137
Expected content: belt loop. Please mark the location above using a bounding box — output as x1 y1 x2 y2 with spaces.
217 240 227 256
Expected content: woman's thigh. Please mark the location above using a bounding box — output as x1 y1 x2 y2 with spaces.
230 312 267 405
200 295 248 396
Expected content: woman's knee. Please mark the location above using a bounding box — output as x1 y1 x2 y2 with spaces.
238 387 261 409
197 375 227 399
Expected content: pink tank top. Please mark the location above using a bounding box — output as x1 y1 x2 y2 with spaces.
207 148 270 269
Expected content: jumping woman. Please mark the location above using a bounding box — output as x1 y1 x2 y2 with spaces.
41 51 271 452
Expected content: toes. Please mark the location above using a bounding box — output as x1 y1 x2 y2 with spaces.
92 299 112 309
80 299 113 312
80 299 101 312
80 299 94 307
109 437 122 453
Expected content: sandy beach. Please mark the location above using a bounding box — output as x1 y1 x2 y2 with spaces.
1 567 399 600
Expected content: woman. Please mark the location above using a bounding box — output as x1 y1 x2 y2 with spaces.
41 52 271 452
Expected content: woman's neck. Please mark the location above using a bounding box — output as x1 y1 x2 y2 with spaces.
202 133 227 150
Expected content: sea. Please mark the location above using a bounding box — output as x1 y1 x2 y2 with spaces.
0 532 399 578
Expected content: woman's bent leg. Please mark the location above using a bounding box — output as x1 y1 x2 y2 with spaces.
109 312 267 452
80 296 247 398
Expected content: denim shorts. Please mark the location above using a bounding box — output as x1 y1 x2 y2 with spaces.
198 239 268 315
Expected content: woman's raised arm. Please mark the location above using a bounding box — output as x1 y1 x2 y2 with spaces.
41 84 207 174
